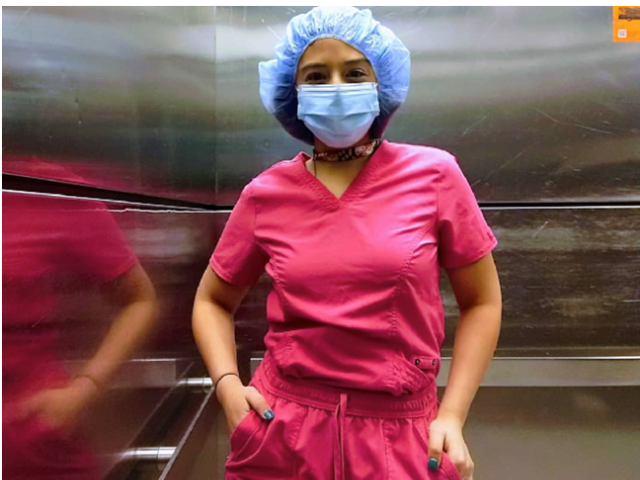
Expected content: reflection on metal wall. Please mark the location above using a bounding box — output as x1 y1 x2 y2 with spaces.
3 6 639 204
3 191 145 480
2 190 221 480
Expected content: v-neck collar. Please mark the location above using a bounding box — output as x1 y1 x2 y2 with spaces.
295 139 390 210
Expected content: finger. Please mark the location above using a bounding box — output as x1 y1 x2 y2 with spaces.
447 445 472 480
228 403 250 432
446 448 467 477
225 397 250 432
457 441 473 480
245 387 274 421
427 428 444 470
465 446 475 480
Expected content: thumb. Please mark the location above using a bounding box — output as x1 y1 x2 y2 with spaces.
245 387 275 421
427 427 445 471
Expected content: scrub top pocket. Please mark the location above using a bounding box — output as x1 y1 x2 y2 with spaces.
411 355 441 383
410 355 440 372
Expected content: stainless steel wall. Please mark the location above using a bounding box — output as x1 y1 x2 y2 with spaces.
3 6 640 480
3 6 639 204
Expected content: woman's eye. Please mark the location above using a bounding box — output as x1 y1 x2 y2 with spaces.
305 72 326 82
346 69 367 81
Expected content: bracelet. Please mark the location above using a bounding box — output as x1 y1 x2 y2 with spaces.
214 372 240 391
74 373 101 390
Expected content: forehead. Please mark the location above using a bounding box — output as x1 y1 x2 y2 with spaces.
297 38 370 68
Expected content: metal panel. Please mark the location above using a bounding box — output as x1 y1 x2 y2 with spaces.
2 6 218 205
250 355 640 387
453 386 640 480
156 389 220 480
3 7 639 205
213 6 639 203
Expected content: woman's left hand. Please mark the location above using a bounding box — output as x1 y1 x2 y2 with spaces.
427 412 475 480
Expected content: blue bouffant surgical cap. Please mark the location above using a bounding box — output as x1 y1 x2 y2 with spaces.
258 6 411 145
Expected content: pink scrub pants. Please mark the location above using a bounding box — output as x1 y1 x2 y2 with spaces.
225 352 462 480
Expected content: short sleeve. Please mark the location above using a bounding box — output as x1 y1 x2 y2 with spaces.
62 199 139 282
437 154 498 269
210 182 269 287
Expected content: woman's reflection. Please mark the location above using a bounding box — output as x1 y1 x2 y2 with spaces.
3 190 159 480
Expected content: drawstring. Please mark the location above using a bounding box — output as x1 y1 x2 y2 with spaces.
333 393 348 480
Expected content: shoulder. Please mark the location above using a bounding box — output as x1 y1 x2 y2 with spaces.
246 153 304 193
384 140 457 174
245 152 302 202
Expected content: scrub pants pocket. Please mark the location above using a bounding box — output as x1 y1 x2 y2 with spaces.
227 407 264 463
412 416 463 480
380 416 461 480
381 416 462 480
224 375 304 479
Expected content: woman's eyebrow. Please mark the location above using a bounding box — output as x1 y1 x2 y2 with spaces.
344 58 369 66
299 62 327 73
299 58 369 73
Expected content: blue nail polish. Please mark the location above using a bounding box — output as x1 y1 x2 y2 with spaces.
264 409 275 420
428 458 439 470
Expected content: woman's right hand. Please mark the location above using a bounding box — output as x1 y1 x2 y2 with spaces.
215 374 275 433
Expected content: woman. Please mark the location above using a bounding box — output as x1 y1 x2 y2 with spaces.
193 6 501 480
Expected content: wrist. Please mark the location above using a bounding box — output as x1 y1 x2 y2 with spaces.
214 374 243 404
436 408 465 427
70 375 100 405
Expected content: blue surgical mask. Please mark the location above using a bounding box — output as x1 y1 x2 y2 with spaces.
296 82 380 149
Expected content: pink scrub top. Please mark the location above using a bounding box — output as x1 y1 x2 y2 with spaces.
210 140 498 396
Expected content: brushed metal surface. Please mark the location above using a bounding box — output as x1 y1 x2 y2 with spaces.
459 386 640 480
61 360 210 389
249 355 640 387
474 356 640 387
157 389 219 480
3 6 638 204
